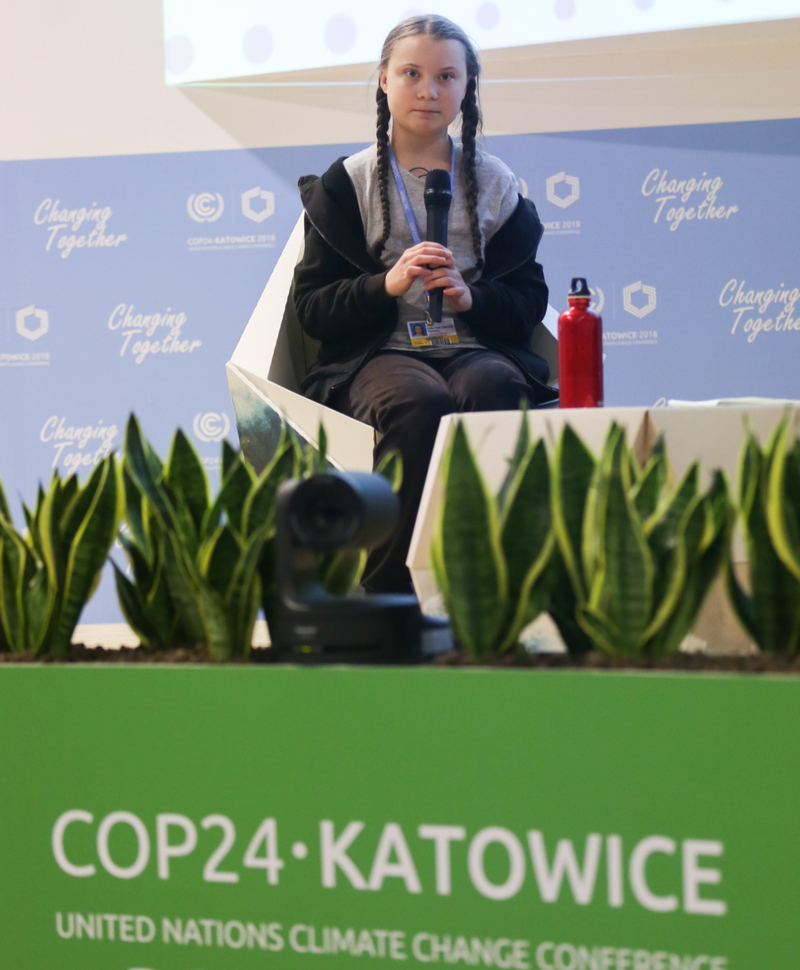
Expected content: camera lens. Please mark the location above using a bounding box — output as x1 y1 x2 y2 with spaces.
289 475 363 551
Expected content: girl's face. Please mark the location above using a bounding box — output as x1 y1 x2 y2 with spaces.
380 35 469 144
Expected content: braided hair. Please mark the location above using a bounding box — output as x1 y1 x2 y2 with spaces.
374 85 393 263
460 75 484 271
373 16 484 269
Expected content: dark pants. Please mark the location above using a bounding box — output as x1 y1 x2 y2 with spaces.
328 349 536 594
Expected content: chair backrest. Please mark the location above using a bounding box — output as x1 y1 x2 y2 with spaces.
227 214 375 473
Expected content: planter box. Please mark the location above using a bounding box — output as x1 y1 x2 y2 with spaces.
409 403 800 654
1 664 798 967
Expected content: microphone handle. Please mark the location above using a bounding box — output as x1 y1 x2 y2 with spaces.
426 208 448 324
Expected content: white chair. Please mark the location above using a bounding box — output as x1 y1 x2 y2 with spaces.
227 213 559 472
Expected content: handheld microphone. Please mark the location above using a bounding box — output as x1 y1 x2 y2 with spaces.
424 169 452 324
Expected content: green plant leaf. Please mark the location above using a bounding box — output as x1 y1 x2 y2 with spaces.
143 559 177 647
172 492 200 560
744 445 800 653
37 476 66 630
639 497 701 650
122 466 149 556
166 429 209 536
143 432 164 483
552 424 595 601
241 441 295 538
577 604 618 655
375 451 403 493
23 566 53 654
61 461 106 547
316 423 328 472
738 428 760 520
22 500 44 563
498 439 553 650
120 534 154 592
589 428 654 654
0 525 28 651
207 453 254 537
543 551 595 655
259 536 278 629
432 422 506 657
221 439 239 481
161 533 206 644
645 462 699 544
112 561 156 646
0 477 11 524
651 497 732 656
179 559 234 661
0 548 9 652
627 446 642 487
497 407 530 513
500 533 555 654
50 457 121 657
726 559 758 644
766 416 800 583
56 476 79 529
320 549 367 596
285 425 306 479
224 521 271 659
582 423 621 598
200 526 241 594
124 415 178 533
631 437 668 522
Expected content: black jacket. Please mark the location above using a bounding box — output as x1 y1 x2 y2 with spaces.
293 156 553 404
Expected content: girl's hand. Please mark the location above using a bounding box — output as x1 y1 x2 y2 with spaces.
384 242 452 298
423 256 473 313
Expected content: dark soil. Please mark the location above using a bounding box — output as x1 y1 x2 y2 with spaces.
435 649 800 674
0 644 274 664
1 644 800 673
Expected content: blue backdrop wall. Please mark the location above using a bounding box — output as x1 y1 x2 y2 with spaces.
1 118 798 622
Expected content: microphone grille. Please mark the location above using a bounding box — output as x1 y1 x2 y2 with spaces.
424 169 452 208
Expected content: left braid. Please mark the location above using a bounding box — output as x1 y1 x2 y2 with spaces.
374 87 392 263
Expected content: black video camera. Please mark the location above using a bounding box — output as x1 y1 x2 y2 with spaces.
269 471 450 663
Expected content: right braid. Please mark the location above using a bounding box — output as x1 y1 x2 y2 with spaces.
460 76 484 271
374 87 392 264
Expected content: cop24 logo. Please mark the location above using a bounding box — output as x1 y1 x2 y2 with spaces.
623 282 657 319
16 306 49 341
193 412 230 443
187 193 224 223
589 286 604 314
242 187 275 223
546 172 579 209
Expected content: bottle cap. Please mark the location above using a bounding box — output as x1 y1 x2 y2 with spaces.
568 277 591 298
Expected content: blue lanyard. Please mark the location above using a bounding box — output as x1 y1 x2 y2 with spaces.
387 138 456 245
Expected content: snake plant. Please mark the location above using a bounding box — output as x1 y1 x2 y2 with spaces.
552 422 733 656
431 417 553 657
0 456 121 656
431 416 733 658
115 416 396 658
727 415 800 653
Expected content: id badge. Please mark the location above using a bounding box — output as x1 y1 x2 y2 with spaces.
407 319 459 348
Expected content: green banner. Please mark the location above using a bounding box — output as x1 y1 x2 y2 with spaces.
1 666 798 969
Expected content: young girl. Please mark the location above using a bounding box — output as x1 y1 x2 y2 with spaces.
293 15 554 594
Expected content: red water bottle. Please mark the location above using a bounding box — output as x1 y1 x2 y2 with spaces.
558 277 603 408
